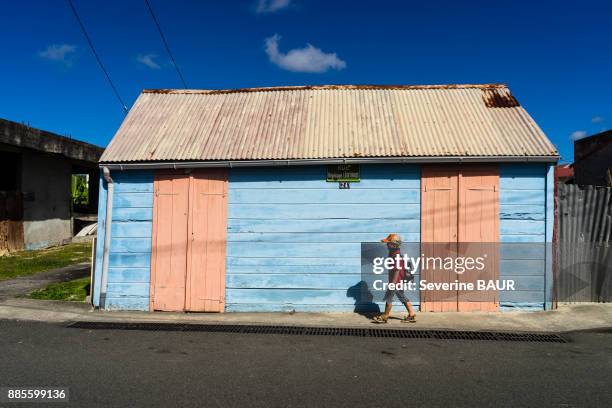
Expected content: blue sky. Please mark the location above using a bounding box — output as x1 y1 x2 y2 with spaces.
1 0 610 162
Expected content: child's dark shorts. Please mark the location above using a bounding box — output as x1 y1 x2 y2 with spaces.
384 288 408 303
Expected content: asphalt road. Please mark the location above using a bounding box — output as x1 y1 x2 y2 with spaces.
0 320 610 408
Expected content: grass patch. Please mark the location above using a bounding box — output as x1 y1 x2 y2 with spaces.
30 277 90 301
0 242 92 281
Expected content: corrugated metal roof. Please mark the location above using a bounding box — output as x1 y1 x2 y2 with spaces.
100 84 559 163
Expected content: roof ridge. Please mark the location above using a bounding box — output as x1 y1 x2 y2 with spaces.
142 83 507 95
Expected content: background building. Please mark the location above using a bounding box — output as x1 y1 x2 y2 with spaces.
573 130 612 187
0 118 103 252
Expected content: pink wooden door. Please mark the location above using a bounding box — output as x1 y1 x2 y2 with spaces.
421 166 459 312
457 166 499 311
186 169 228 312
420 165 500 312
151 172 190 311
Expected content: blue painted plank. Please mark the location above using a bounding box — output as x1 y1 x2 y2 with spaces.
500 259 545 276
500 244 546 260
500 190 545 205
227 256 360 267
500 303 544 311
227 232 420 243
500 234 544 243
112 170 154 190
227 264 360 274
109 253 151 268
499 205 545 220
113 179 154 193
112 221 152 238
105 297 149 311
229 188 419 204
106 282 150 297
113 192 153 208
110 238 152 253
500 276 544 291
499 177 545 191
499 164 546 190
107 267 150 283
228 242 361 258
228 273 419 289
499 291 545 303
228 203 420 220
500 220 545 235
227 274 361 289
113 208 153 222
229 166 420 189
228 219 420 233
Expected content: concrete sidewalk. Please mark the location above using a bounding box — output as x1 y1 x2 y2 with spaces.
0 263 90 300
0 297 611 333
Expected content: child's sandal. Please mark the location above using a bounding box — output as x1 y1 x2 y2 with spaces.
372 315 388 324
402 314 417 323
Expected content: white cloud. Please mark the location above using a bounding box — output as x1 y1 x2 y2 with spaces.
591 116 604 124
38 44 77 66
136 53 161 69
570 130 588 141
264 34 346 73
255 0 290 13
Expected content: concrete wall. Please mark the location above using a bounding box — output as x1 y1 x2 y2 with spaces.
21 151 72 249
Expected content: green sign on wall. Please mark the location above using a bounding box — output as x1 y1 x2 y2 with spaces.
326 164 360 182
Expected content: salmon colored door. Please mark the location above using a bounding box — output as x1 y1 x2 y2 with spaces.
151 169 229 312
457 166 499 311
151 172 190 311
420 165 500 312
186 169 228 312
420 167 459 312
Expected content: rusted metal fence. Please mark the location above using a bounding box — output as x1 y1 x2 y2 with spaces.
556 184 612 302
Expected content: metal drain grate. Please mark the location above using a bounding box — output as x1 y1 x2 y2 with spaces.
67 321 567 343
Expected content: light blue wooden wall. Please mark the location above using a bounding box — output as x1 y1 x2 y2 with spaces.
93 170 153 310
91 163 552 314
226 164 421 312
499 163 549 310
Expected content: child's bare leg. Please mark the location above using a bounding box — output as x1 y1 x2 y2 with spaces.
382 302 392 318
403 301 416 317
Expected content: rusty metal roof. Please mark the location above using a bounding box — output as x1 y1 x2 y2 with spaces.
100 84 559 164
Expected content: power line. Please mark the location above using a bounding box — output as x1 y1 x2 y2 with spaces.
144 0 188 88
67 0 128 113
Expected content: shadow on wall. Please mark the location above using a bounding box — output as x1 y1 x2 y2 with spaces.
346 281 380 316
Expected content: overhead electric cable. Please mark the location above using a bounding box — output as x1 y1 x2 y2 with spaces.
144 0 188 88
67 0 128 113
